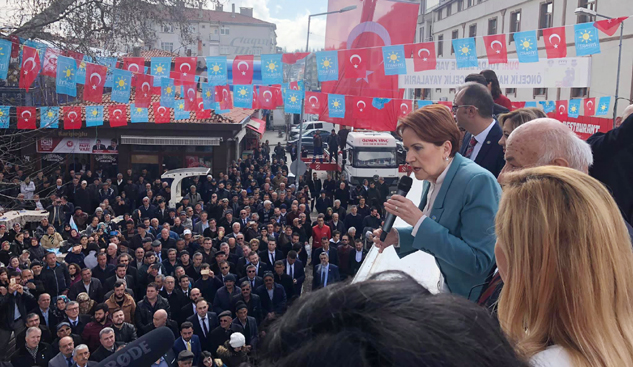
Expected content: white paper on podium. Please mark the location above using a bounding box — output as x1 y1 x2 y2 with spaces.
352 174 441 293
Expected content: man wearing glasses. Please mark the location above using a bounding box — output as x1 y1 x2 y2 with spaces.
453 82 505 177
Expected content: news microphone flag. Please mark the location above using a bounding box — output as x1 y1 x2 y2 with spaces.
94 327 175 367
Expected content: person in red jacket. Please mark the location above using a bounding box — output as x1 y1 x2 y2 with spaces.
81 303 111 352
311 214 331 250
481 70 512 111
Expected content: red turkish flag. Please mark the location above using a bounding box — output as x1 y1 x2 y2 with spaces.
594 17 628 36
215 85 232 110
153 103 171 123
556 100 568 120
340 48 369 79
483 34 508 64
123 57 145 74
258 86 276 109
289 81 301 91
196 99 211 119
83 63 107 103
584 97 596 116
543 27 567 59
407 42 437 71
511 101 526 110
271 84 283 107
9 35 20 58
305 92 324 115
64 50 84 65
182 82 197 111
437 101 453 111
19 46 41 92
175 57 196 84
252 85 260 109
134 73 153 108
394 99 413 118
17 107 36 129
63 106 82 130
282 52 310 64
108 105 128 127
233 55 254 84
42 48 61 77
351 96 373 119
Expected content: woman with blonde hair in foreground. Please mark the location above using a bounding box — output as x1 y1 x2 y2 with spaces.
495 166 633 367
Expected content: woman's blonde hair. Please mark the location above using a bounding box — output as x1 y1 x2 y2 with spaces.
498 107 546 130
496 166 633 367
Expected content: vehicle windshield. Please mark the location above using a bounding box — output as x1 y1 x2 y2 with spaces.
354 148 397 168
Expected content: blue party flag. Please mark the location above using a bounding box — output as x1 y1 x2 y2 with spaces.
514 30 539 63
568 99 581 118
382 45 407 76
284 89 303 114
452 38 478 69
56 56 77 97
574 23 601 56
539 101 555 113
261 54 283 85
85 106 104 127
596 96 611 116
417 100 433 109
40 107 59 128
160 77 176 108
131 104 149 123
214 102 230 115
234 84 253 108
202 83 215 110
174 100 190 120
372 98 391 110
151 57 171 87
328 94 345 118
524 101 538 108
111 69 132 103
0 106 10 128
76 55 92 85
316 51 339 82
0 39 11 80
95 57 116 87
206 56 227 85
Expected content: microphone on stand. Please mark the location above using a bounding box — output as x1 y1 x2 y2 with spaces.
380 176 413 242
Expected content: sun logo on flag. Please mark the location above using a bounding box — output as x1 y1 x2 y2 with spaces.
238 87 248 97
0 110 4 118
164 85 174 96
205 89 212 98
289 94 299 105
600 104 607 111
79 61 86 70
63 66 74 80
210 63 223 75
154 63 166 75
115 76 127 90
136 108 143 114
459 44 471 56
520 38 533 51
320 57 332 69
266 60 278 72
570 105 577 113
0 46 5 56
46 110 54 118
177 102 184 110
387 51 400 63
578 30 593 43
331 98 342 111
91 109 99 117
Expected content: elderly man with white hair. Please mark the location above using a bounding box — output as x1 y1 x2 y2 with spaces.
587 105 633 227
72 344 95 367
12 326 51 367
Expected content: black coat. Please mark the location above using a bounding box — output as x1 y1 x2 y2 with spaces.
348 249 368 276
255 284 287 315
90 342 124 362
135 295 171 333
11 342 52 367
68 278 104 303
0 289 35 330
112 322 138 343
91 264 115 285
230 294 263 325
186 312 218 351
41 262 71 297
65 314 92 336
459 123 505 178
208 324 244 355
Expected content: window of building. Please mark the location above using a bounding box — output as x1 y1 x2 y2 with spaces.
419 27 425 42
451 30 459 54
509 10 521 44
571 87 588 98
577 0 597 23
438 9 443 21
447 4 452 17
538 2 553 37
457 0 464 12
533 88 547 97
428 23 433 41
161 42 174 52
161 24 173 33
220 26 230 35
467 0 473 7
469 24 477 44
220 46 230 54
488 17 498 35
437 34 444 57
201 25 206 28
506 88 517 97
449 88 456 94
435 88 442 93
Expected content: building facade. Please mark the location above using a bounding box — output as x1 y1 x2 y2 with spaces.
410 0 633 117
152 5 278 58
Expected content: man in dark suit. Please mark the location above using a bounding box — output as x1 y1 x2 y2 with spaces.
247 252 269 278
69 268 104 303
283 251 305 297
208 311 243 354
232 302 258 351
349 239 368 276
64 301 92 336
91 253 115 285
312 252 341 290
178 288 202 325
0 273 36 351
89 327 123 362
259 239 283 267
32 293 59 330
104 265 135 294
272 261 294 301
11 327 52 367
230 282 263 325
455 82 505 178
186 298 218 352
172 322 202 366
238 264 264 291
255 273 287 320
312 238 339 270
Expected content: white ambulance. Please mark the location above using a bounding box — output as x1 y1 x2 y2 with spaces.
342 132 402 187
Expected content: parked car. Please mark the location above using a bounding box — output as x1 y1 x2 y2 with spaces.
287 130 331 153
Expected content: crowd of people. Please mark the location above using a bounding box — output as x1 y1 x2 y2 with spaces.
1 67 633 367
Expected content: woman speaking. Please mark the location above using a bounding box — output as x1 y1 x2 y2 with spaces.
376 105 501 300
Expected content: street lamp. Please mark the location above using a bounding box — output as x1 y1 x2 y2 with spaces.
294 5 357 183
574 7 624 128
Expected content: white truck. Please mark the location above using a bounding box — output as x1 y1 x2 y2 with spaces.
342 132 403 187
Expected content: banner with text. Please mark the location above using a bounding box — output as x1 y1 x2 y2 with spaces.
399 57 591 89
37 137 119 154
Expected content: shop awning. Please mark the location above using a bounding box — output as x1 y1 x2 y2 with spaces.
246 118 266 138
121 136 221 146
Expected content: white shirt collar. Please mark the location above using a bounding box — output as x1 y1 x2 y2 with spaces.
473 119 497 145
434 158 453 185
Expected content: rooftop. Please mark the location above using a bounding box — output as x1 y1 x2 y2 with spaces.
181 8 275 28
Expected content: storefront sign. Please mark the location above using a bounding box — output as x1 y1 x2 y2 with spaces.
399 57 591 88
37 137 119 154
42 154 65 162
95 154 118 163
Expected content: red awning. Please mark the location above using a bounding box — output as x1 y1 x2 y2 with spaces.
246 118 266 138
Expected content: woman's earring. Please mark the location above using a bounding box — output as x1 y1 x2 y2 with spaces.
444 157 449 161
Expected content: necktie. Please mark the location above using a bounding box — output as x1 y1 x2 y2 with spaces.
186 341 191 351
72 320 77 327
290 265 294 279
202 317 208 337
67 357 73 367
464 136 477 159
270 253 274 264
251 280 255 289
322 268 328 287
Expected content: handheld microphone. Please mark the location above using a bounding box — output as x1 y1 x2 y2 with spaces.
380 176 413 242
96 326 175 367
